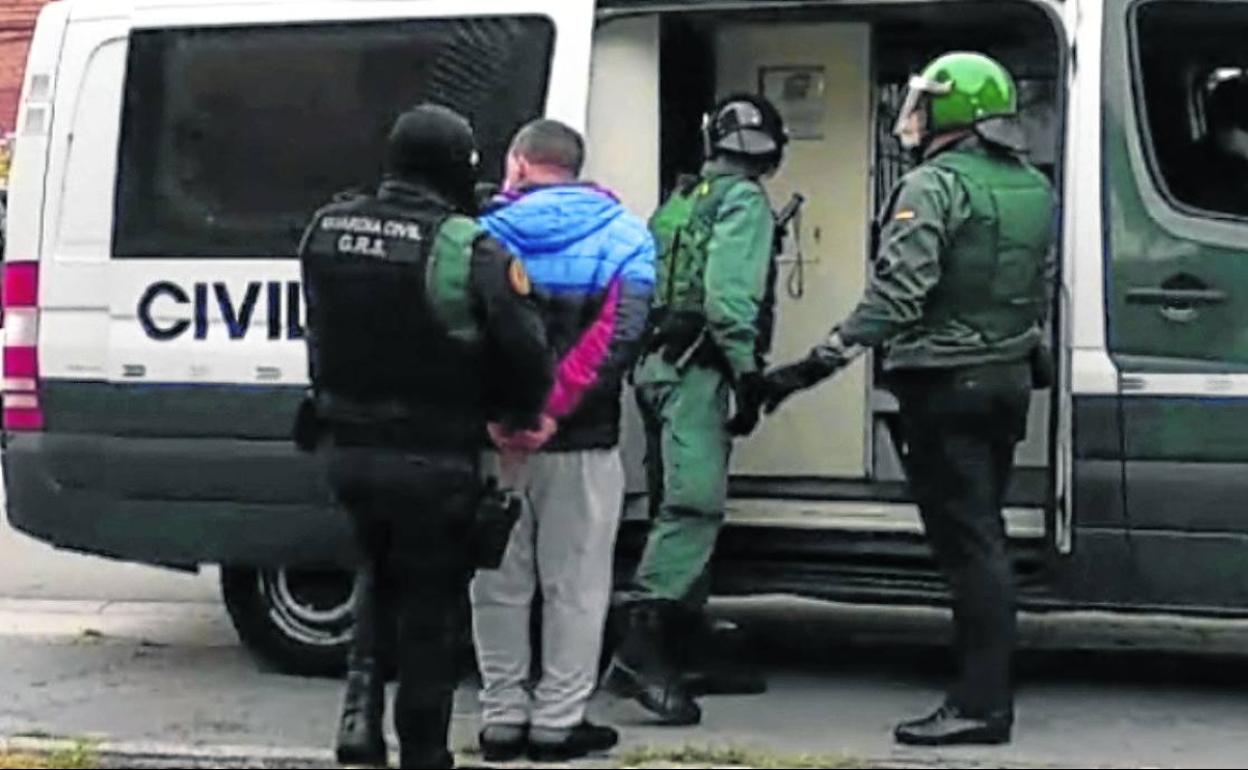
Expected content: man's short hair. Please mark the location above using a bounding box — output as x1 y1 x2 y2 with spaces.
510 119 585 177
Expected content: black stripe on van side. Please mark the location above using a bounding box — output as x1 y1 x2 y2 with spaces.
1075 394 1248 463
1117 396 1248 463
41 383 1248 462
42 380 302 440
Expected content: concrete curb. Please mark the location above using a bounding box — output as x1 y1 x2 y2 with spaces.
0 599 236 647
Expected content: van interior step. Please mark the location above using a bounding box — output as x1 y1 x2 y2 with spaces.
723 499 1045 540
729 468 1050 508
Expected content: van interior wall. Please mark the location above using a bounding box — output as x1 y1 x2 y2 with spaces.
590 3 1063 501
714 19 874 479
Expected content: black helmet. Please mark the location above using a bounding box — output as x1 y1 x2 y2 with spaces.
703 94 789 164
385 103 480 209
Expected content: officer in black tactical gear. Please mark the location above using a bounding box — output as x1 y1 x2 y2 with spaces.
298 103 555 769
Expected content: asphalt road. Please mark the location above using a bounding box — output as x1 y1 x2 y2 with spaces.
0 591 1247 768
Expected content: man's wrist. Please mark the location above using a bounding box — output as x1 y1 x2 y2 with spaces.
808 331 848 369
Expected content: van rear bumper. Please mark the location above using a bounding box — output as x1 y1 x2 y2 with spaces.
3 432 357 569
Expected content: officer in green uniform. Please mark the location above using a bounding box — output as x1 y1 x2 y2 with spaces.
764 53 1055 747
603 94 788 726
298 104 554 768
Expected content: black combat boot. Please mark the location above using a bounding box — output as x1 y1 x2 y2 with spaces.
672 611 767 697
603 601 701 726
336 567 388 766
336 654 387 765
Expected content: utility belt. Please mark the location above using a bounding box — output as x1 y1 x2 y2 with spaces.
294 391 483 452
642 310 736 376
294 391 522 570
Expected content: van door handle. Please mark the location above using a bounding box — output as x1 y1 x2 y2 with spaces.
1126 282 1226 324
1125 287 1227 307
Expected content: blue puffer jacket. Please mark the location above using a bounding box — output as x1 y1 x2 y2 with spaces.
481 183 656 451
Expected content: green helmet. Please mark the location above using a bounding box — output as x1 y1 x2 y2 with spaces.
894 52 1019 150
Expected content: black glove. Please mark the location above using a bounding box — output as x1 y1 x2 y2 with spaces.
726 372 767 437
764 332 857 413
762 354 842 414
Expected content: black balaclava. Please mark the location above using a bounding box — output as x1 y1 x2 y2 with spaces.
384 103 480 213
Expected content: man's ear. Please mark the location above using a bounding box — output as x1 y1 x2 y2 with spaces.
503 151 527 192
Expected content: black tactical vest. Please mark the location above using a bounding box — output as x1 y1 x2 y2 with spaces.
301 192 488 451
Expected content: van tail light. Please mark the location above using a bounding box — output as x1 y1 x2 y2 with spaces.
3 261 43 431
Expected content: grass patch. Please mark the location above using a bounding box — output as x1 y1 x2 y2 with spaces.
48 741 98 769
0 754 52 769
0 740 98 769
616 744 863 768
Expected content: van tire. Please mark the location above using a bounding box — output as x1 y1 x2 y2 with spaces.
220 566 355 677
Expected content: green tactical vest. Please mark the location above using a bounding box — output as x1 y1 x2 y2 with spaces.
650 174 738 315
922 149 1054 344
647 173 779 361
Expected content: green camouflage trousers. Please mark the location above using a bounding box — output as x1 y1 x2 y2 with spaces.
632 359 732 606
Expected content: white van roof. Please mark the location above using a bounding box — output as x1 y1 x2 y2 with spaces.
61 0 494 22
58 0 1067 22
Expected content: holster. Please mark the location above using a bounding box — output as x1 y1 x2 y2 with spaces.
469 478 523 570
643 312 700 362
645 311 732 376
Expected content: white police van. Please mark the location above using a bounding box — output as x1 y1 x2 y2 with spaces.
7 0 1248 673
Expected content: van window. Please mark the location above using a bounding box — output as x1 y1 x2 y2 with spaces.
114 16 554 259
59 40 127 262
1133 1 1248 218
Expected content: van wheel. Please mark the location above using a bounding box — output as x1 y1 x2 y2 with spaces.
220 566 355 677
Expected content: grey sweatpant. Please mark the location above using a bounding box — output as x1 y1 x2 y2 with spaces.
470 449 625 729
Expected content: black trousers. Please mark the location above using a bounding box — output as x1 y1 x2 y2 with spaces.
329 447 479 769
890 360 1032 716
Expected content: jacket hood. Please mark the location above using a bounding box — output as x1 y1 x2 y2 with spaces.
482 184 627 254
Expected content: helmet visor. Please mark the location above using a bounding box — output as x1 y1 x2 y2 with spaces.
893 74 952 148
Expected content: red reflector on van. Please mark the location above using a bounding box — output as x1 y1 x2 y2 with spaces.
3 262 39 308
5 346 36 378
4 407 44 431
3 260 43 432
